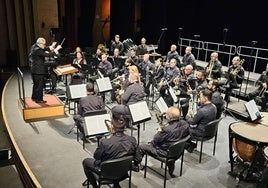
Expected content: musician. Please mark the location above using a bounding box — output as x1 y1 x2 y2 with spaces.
73 82 105 142
205 52 222 80
138 53 156 96
248 63 268 111
178 65 197 119
164 44 180 67
220 56 245 102
133 106 189 176
82 112 137 188
110 34 124 55
71 51 87 84
93 45 106 61
29 37 62 103
185 89 217 153
129 48 139 66
136 37 148 56
98 54 113 78
154 58 165 85
181 46 196 69
196 70 208 91
111 72 146 127
207 79 224 119
159 58 180 106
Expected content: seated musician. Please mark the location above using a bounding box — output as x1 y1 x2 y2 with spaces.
132 106 189 176
129 48 139 66
138 53 156 96
207 79 224 119
158 58 180 106
185 89 217 153
93 44 106 61
73 82 105 142
196 69 208 91
110 34 124 55
248 62 268 111
205 52 222 81
111 72 146 127
178 65 197 119
181 46 196 69
136 37 148 56
164 44 181 68
82 111 137 188
154 58 165 86
219 56 245 102
71 51 87 84
98 54 113 78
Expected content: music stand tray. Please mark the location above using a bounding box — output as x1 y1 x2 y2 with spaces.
83 113 110 137
155 96 168 115
66 84 87 100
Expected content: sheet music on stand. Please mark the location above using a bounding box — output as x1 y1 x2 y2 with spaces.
96 77 113 93
245 99 262 122
168 86 178 103
155 96 168 114
128 101 151 125
83 113 110 136
66 84 87 99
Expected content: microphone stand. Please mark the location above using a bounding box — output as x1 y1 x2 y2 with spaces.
244 41 257 95
157 29 166 54
222 28 228 65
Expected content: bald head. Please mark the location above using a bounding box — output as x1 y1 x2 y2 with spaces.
166 106 180 121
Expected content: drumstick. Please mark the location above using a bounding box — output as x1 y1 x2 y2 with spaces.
60 38 65 46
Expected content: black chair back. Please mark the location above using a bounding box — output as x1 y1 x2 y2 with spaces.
167 135 190 160
203 118 221 139
100 155 133 181
83 109 107 117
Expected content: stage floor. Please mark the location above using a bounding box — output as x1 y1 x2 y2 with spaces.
1 68 259 188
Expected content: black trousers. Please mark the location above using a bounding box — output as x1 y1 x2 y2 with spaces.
31 74 45 101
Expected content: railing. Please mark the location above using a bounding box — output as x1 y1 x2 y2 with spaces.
178 38 268 74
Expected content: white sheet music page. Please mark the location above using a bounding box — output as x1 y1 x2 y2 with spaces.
245 100 261 121
156 97 168 114
83 114 110 136
68 84 87 99
129 101 151 124
96 77 113 92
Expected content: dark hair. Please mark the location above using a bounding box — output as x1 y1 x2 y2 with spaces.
111 112 126 132
200 88 212 101
86 82 94 93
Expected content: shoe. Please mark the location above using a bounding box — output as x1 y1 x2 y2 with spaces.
187 142 197 153
132 164 140 172
35 100 47 103
167 162 176 178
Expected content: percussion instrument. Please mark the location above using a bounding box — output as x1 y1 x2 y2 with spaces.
232 137 256 162
122 38 137 55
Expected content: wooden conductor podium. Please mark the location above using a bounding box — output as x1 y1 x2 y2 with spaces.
17 68 65 122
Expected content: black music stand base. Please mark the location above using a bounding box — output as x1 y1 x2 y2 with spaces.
130 124 141 145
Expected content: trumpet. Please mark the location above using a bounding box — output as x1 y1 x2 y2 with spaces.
207 61 214 80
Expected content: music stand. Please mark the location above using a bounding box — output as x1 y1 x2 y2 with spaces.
128 101 151 144
168 86 178 104
83 113 110 148
245 100 262 122
155 96 168 115
96 77 113 110
66 84 87 114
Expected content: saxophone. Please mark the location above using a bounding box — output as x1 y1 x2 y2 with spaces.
104 119 114 138
156 112 164 132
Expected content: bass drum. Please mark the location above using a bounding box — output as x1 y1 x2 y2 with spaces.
122 38 137 56
232 137 256 162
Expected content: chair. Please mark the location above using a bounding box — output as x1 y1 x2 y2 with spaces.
86 156 133 188
143 135 190 188
190 118 222 163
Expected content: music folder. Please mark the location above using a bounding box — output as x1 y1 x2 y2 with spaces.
83 113 110 136
245 100 262 122
128 101 151 125
66 84 87 99
96 77 113 93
